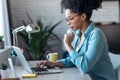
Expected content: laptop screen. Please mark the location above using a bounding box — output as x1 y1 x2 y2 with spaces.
12 46 33 73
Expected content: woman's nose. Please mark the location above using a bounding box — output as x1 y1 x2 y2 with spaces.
67 21 71 25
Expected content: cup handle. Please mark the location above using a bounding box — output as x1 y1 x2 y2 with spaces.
46 54 49 60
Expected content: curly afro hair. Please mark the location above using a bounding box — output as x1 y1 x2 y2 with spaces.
61 0 103 20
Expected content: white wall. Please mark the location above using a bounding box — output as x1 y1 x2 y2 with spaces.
91 1 119 23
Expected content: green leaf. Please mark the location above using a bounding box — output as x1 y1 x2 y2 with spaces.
0 35 4 41
0 63 8 70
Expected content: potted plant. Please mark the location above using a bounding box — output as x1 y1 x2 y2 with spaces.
0 62 9 79
0 35 4 49
19 13 62 60
0 63 8 70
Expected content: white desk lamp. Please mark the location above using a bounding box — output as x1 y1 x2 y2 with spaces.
12 24 40 46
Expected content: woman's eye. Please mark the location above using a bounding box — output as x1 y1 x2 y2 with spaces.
69 17 74 20
65 17 74 22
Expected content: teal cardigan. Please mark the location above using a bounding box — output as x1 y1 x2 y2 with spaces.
60 22 117 80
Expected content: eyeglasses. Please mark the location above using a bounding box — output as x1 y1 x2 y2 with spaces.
65 14 79 23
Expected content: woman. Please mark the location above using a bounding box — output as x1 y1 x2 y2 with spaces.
37 0 117 80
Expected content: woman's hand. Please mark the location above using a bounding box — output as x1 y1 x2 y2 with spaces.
36 60 65 68
64 32 74 52
36 60 55 68
64 32 74 45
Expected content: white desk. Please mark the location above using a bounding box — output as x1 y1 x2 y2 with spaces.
14 61 91 80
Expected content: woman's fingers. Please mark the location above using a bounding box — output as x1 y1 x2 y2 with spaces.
64 32 74 44
36 60 54 68
36 61 46 68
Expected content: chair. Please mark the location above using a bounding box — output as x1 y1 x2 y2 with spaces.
109 52 120 80
98 23 120 54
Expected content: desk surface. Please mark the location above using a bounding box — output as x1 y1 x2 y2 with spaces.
15 67 91 80
14 61 91 80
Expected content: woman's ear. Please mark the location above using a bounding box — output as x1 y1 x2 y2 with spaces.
81 13 86 20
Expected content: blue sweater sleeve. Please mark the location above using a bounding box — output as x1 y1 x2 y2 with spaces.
59 57 76 67
69 29 107 73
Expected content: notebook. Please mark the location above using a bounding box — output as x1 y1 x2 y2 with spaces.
12 46 62 75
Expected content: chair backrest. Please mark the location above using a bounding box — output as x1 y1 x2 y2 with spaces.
109 52 120 80
99 23 120 54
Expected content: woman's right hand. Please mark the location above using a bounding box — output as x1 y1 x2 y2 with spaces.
36 60 55 68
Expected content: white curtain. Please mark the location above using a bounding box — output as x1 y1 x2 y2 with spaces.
0 0 11 46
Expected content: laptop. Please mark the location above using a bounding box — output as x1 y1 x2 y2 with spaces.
12 46 62 75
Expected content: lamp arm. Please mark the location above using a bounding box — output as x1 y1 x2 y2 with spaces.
12 26 25 33
13 32 18 46
12 25 25 46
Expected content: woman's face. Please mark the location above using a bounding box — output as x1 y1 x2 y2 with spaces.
65 9 84 31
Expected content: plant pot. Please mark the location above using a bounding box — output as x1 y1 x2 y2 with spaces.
0 41 4 49
0 69 9 79
0 74 1 80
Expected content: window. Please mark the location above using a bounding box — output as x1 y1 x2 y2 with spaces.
0 0 11 46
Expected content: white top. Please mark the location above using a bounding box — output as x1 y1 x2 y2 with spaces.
76 34 85 52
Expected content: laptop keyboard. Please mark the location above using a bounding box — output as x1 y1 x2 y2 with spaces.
31 67 49 74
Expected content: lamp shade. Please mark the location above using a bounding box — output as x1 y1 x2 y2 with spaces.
25 25 32 32
26 24 40 33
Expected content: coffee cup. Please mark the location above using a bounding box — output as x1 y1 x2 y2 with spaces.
46 53 58 62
